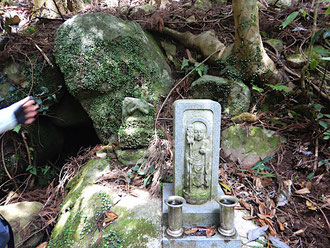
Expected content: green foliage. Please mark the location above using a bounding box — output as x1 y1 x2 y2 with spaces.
311 103 330 140
12 124 21 133
99 231 123 248
319 158 330 166
0 13 11 34
26 165 37 175
180 58 208 77
326 6 330 17
252 154 274 176
252 85 264 93
265 83 292 93
281 11 299 29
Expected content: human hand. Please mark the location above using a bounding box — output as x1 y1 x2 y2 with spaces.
14 97 39 125
21 98 39 125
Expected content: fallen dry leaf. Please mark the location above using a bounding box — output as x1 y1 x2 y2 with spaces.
206 226 216 237
184 227 198 235
258 201 267 215
240 199 251 210
306 200 317 211
104 211 118 223
243 215 256 220
257 213 275 220
36 242 48 248
254 177 262 188
261 177 273 187
277 219 285 231
306 181 312 190
293 228 305 236
264 218 276 236
295 188 310 194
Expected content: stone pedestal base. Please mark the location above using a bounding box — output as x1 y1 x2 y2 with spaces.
162 226 241 248
162 183 241 248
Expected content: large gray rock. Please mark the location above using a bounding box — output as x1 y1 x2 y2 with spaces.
54 12 173 143
190 75 251 115
221 125 281 168
0 201 44 248
48 158 161 248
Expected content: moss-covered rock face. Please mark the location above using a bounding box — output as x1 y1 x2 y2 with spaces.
0 201 44 248
54 12 173 143
115 148 148 166
189 75 251 115
48 158 161 248
221 125 281 168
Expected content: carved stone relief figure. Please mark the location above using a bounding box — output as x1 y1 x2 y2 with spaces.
183 118 211 204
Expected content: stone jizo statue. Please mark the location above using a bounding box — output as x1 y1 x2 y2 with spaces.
183 119 211 204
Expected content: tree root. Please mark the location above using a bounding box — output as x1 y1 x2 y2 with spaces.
162 27 227 62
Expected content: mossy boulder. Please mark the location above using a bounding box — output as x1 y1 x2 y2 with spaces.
190 75 251 115
0 201 44 248
221 125 281 168
115 148 148 166
54 12 173 143
118 116 155 148
48 158 161 248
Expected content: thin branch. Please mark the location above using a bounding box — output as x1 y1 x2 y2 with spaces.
52 0 65 22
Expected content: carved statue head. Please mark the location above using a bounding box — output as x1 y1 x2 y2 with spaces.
193 122 206 141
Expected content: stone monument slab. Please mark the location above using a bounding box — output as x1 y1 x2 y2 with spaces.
173 99 221 204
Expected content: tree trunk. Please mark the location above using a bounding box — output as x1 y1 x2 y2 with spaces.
232 0 278 82
33 0 84 18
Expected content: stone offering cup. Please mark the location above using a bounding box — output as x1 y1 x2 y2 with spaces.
217 195 238 237
165 195 186 237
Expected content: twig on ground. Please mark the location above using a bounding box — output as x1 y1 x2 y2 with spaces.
35 43 53 67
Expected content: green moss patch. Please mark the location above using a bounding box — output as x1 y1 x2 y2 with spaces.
54 13 173 143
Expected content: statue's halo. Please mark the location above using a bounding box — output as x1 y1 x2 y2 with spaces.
186 117 211 138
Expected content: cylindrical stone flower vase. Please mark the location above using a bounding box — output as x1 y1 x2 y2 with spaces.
217 195 238 237
165 195 186 237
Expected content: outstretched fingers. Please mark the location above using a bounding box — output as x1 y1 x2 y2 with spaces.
22 99 39 125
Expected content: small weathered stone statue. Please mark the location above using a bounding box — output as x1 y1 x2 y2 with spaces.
184 119 211 204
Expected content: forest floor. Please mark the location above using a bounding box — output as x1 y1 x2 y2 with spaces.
0 1 329 248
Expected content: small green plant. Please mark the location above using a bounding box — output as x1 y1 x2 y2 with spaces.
181 58 208 77
252 154 274 176
265 83 292 93
26 165 37 175
311 103 330 140
281 11 299 29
